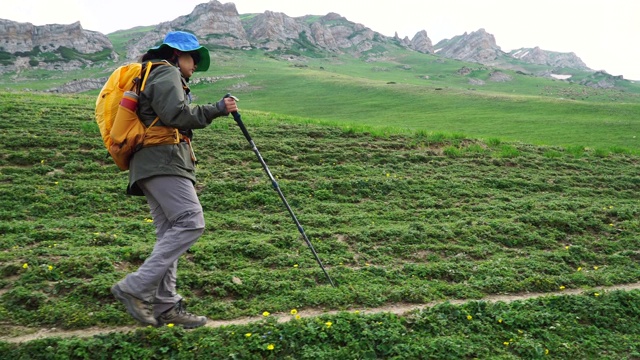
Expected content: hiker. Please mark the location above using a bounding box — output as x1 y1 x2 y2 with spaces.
110 31 237 328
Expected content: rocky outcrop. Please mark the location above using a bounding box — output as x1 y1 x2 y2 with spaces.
244 11 377 53
0 19 112 54
489 71 512 82
434 28 503 63
509 47 589 70
409 30 434 54
126 1 250 60
0 19 115 73
579 71 624 88
46 77 107 93
245 11 306 50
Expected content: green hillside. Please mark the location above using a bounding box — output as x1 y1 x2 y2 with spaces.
1 91 639 358
3 45 639 153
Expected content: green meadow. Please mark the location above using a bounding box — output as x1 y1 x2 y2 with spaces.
1 45 640 358
4 47 640 151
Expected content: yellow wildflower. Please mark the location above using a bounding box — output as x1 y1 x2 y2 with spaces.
167 323 174 328
295 315 301 320
577 267 582 271
498 319 503 323
325 321 332 328
290 309 298 315
593 266 599 270
466 315 472 321
263 311 270 317
22 263 28 269
559 286 566 290
594 293 600 297
48 265 53 271
503 342 510 346
267 344 275 350
545 349 549 355
245 333 252 338
293 264 298 268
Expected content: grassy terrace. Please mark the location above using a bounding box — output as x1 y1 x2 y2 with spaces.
0 90 639 358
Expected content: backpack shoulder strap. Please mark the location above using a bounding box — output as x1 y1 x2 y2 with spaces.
138 61 169 93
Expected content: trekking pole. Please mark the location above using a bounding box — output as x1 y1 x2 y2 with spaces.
226 95 336 287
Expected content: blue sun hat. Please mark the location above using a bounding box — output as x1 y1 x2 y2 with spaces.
149 31 210 72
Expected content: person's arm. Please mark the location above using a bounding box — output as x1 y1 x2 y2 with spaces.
143 66 230 129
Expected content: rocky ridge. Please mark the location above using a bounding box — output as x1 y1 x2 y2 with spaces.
509 47 589 70
123 4 382 60
0 19 115 73
0 0 595 78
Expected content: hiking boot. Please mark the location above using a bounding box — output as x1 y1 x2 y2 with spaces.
111 283 158 326
157 301 207 329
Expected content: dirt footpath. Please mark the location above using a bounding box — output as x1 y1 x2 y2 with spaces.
3 282 640 344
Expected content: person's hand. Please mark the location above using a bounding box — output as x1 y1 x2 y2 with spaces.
223 97 238 113
215 96 238 114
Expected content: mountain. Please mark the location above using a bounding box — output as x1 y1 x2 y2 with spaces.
0 0 609 82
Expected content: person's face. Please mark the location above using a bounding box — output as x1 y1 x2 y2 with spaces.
176 51 198 78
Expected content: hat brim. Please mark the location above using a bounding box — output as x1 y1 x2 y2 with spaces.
192 47 210 72
149 43 210 72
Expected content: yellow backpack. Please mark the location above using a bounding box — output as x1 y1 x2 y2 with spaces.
95 61 180 171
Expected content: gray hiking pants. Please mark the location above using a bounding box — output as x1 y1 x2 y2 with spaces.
118 175 205 317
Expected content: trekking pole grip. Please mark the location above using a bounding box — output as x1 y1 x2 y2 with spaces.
224 93 252 142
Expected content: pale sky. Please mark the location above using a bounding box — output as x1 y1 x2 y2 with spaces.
2 0 639 80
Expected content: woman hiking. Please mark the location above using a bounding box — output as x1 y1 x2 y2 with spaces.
110 31 237 328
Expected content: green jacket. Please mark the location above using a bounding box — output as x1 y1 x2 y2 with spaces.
127 62 227 195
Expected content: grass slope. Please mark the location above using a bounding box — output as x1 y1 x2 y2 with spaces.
194 49 640 152
1 91 639 357
3 48 640 152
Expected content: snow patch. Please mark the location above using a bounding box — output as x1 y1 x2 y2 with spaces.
517 51 529 59
551 74 572 80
